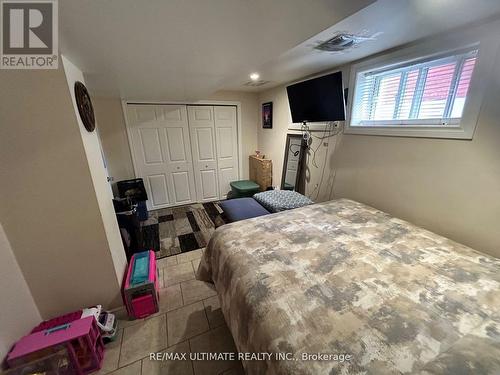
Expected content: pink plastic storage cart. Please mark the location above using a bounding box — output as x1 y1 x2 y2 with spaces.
6 316 104 375
31 310 82 333
123 250 159 319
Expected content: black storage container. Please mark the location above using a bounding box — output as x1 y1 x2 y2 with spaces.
116 178 148 202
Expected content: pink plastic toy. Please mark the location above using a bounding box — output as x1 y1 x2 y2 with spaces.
123 250 159 319
31 311 82 333
6 316 104 375
3 347 76 375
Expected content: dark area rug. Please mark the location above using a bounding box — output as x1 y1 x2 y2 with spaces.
140 202 226 259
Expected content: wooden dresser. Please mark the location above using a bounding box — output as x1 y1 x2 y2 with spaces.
249 155 272 191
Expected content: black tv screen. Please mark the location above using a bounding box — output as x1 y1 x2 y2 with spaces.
286 71 345 123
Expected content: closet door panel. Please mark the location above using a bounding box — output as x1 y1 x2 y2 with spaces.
172 171 192 203
126 104 196 209
200 169 218 200
188 106 219 202
214 106 238 199
148 174 170 207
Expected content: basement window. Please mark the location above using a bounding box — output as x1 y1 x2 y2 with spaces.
345 45 485 139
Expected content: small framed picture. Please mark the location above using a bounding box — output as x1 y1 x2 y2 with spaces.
262 102 273 129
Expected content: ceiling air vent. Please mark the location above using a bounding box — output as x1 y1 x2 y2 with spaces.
314 33 375 52
243 80 270 87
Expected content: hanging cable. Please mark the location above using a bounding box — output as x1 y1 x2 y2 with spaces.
306 122 344 200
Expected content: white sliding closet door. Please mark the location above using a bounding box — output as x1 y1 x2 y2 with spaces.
126 105 196 210
214 106 239 198
188 106 220 202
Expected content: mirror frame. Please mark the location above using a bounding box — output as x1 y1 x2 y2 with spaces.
281 133 306 193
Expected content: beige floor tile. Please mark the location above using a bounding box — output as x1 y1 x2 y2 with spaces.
95 329 124 375
203 296 225 329
158 268 165 289
111 306 127 315
159 284 183 312
141 341 193 375
189 325 240 375
181 279 217 305
191 258 201 273
108 360 142 375
164 262 195 286
177 248 204 264
119 315 167 367
167 302 209 345
115 307 144 329
157 255 178 269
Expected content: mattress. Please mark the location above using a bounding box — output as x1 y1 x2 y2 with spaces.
253 190 313 213
197 199 500 375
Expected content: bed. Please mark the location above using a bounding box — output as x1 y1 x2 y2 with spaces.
197 199 500 374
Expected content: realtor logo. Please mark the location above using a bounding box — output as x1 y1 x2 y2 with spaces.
1 0 58 69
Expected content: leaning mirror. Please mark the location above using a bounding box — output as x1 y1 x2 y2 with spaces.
281 134 305 193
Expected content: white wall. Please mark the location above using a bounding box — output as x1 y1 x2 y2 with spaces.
256 21 500 258
92 97 135 189
0 223 41 361
333 51 500 258
62 56 127 283
0 63 126 319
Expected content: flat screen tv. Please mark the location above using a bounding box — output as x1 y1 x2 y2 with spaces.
286 71 345 123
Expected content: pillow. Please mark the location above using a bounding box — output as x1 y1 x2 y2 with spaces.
253 190 313 213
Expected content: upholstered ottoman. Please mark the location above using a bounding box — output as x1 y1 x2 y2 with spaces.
219 198 270 223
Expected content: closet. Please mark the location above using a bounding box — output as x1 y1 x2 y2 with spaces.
125 104 239 210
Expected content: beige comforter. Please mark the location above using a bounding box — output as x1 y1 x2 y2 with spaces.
197 199 500 374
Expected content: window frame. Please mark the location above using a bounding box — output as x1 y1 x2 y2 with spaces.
344 25 498 140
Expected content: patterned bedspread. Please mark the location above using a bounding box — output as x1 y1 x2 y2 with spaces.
197 199 500 375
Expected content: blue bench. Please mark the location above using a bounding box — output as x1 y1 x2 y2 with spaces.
219 198 270 223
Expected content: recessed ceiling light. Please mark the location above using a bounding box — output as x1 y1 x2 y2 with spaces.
250 73 260 81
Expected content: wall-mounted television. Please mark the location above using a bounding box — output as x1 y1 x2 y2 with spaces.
286 71 345 123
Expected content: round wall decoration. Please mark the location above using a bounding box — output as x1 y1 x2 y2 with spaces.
74 81 96 132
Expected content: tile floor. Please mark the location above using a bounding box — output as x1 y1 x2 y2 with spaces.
98 249 244 375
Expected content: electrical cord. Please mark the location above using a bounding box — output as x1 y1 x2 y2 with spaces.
304 122 344 200
310 124 330 168
312 131 331 201
326 131 343 200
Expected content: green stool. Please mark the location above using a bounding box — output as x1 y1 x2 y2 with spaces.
229 180 260 198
